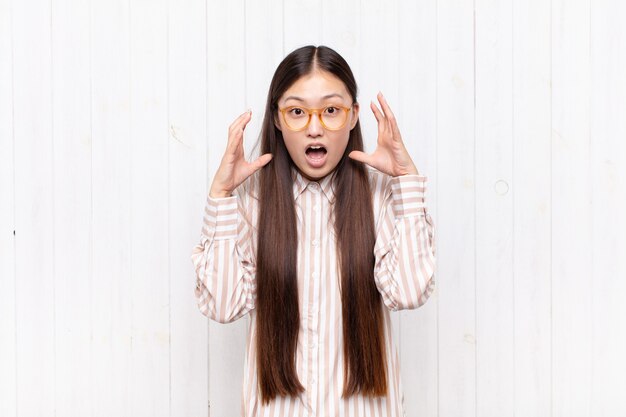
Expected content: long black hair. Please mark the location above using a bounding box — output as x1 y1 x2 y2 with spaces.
255 45 387 404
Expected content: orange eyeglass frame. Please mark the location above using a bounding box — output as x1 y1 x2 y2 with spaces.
278 105 353 131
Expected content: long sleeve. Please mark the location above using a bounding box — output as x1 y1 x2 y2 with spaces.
373 174 437 311
190 187 257 323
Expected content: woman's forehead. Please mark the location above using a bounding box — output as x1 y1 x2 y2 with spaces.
280 71 350 105
282 92 346 104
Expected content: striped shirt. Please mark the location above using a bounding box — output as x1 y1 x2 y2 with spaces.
191 167 436 417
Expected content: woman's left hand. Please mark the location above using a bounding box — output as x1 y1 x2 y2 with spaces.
348 92 420 177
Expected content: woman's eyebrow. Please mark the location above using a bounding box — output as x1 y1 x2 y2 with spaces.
321 93 345 100
283 93 345 103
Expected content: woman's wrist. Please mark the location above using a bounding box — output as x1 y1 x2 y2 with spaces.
209 186 233 199
397 165 419 176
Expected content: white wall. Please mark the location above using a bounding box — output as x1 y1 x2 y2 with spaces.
1 0 625 416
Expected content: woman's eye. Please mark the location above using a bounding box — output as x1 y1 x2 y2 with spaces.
290 108 305 116
325 107 339 115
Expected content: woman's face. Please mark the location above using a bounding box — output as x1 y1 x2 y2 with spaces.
276 70 360 181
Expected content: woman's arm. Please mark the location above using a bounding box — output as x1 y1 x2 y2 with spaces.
191 109 269 323
348 92 435 310
373 174 436 311
190 188 256 323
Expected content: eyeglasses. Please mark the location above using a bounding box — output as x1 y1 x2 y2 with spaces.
278 105 353 131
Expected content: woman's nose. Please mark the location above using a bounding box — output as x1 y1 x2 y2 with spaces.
306 114 323 137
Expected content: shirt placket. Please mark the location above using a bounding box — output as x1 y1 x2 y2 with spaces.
306 182 322 416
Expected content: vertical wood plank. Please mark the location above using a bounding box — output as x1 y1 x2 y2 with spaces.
437 0 476 415
283 0 322 53
358 0 398 153
397 0 439 416
320 0 360 74
169 0 209 415
512 0 552 415
51 0 93 415
475 0 514 415
0 0 16 415
12 0 55 415
129 0 170 415
590 0 626 415
244 0 283 159
207 1 248 415
91 0 132 415
551 0 592 415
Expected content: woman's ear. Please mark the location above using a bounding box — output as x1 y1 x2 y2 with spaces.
350 102 360 130
274 112 282 131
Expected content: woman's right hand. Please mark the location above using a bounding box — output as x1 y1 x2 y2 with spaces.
209 110 273 198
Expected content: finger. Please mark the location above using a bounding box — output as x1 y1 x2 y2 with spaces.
377 93 403 141
370 100 384 123
348 150 375 167
240 109 252 130
229 109 252 131
370 101 390 138
252 153 273 170
382 106 402 141
242 153 273 180
226 129 243 153
377 92 396 122
227 110 252 150
389 117 403 142
228 110 252 142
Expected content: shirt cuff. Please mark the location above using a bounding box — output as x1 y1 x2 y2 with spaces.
201 195 238 240
390 174 428 217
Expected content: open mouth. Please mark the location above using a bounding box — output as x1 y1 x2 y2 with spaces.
305 144 328 159
304 144 328 168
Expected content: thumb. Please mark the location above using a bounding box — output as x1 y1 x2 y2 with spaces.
348 150 373 167
251 153 273 172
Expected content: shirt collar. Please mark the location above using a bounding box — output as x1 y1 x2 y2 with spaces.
291 166 336 202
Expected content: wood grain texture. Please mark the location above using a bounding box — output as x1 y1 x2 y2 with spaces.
12 0 55 415
397 0 439 415
91 0 132 415
52 0 92 415
589 1 626 416
437 1 476 416
129 0 170 415
513 0 552 416
475 0 514 415
552 0 593 416
168 0 209 416
0 1 16 415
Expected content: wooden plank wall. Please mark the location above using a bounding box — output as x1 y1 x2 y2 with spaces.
0 0 625 416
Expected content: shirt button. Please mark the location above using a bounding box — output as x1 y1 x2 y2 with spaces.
310 183 319 191
311 271 318 278
311 378 316 384
310 340 317 348
312 239 319 247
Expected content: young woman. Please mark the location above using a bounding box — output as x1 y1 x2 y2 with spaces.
191 45 436 417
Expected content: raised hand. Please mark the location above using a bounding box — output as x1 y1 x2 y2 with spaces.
209 110 273 198
348 92 419 177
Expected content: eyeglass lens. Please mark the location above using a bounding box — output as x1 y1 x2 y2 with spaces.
284 107 347 130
